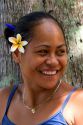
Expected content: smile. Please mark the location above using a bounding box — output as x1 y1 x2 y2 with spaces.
40 70 58 76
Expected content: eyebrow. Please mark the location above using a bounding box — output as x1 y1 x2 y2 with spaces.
34 44 66 49
57 44 66 48
34 45 50 48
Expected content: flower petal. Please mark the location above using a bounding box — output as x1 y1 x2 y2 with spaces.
17 34 22 42
21 41 28 46
10 44 18 52
18 46 25 53
8 37 17 44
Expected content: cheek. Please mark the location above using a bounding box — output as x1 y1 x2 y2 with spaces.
60 56 68 68
31 59 45 71
25 55 45 70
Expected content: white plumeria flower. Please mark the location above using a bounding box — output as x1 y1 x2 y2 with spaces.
8 34 28 53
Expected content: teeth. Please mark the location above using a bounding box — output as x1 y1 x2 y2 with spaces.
42 71 57 75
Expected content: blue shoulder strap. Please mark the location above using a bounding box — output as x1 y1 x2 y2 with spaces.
61 86 78 112
5 85 18 115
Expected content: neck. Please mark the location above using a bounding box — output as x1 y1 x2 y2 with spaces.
21 79 61 108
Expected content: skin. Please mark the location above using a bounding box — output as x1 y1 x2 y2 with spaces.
0 19 83 125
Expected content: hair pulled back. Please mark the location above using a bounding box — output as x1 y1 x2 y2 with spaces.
4 11 65 46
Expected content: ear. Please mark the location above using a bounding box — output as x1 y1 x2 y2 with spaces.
12 50 21 63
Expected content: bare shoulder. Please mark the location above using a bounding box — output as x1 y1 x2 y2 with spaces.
64 86 83 125
74 88 83 101
72 87 83 106
0 86 12 121
73 88 83 124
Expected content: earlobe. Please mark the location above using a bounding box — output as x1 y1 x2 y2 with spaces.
12 50 21 63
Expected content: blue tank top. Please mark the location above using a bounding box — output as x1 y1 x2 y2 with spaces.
1 85 78 125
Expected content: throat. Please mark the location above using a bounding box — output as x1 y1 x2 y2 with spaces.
22 81 61 114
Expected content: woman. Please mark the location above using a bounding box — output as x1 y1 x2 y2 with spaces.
0 11 83 125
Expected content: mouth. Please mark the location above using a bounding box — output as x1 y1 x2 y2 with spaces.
39 70 58 76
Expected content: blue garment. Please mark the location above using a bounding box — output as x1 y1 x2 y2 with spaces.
2 85 78 125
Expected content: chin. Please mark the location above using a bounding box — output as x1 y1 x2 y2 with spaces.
40 81 60 90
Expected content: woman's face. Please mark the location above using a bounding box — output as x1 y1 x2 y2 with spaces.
19 19 67 89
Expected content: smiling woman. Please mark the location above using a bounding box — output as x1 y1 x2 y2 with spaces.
0 11 83 125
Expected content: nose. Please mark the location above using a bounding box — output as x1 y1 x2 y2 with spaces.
45 55 59 66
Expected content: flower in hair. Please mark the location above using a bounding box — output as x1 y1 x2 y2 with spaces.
8 34 28 53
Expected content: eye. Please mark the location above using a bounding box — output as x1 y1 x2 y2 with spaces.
56 49 66 56
36 49 48 56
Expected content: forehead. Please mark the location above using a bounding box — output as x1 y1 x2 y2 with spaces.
29 19 65 47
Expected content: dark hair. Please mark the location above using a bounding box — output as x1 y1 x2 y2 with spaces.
4 11 65 46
